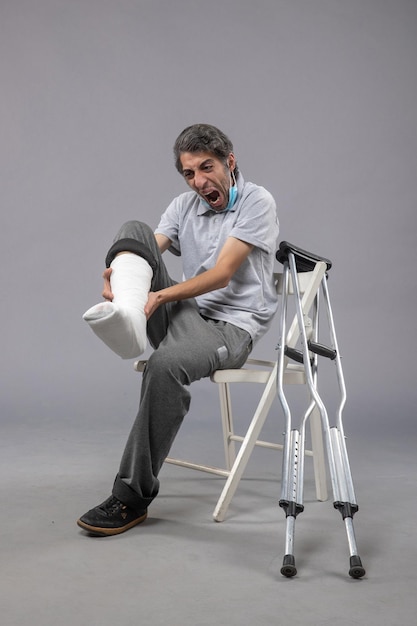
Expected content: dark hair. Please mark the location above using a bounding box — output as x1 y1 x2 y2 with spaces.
174 123 239 176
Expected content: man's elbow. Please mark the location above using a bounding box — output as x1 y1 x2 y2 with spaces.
218 276 230 289
213 260 241 289
217 270 235 289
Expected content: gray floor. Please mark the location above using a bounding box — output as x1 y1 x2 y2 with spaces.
2 404 416 626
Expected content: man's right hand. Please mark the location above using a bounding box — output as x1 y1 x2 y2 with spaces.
102 267 114 301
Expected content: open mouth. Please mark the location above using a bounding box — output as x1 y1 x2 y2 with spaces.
204 189 222 207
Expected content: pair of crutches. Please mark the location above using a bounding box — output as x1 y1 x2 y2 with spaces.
275 242 365 579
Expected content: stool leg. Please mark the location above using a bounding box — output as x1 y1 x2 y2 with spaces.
213 371 277 522
310 407 328 502
218 382 236 471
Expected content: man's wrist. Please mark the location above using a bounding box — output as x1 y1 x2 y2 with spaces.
154 289 171 306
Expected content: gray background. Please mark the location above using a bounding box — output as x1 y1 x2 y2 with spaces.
1 0 416 435
1 1 416 625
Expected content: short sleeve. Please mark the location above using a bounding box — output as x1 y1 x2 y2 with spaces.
229 185 278 255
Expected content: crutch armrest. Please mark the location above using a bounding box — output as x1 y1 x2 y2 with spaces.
276 241 332 273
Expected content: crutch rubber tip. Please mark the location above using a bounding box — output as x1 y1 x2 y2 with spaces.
281 554 297 578
349 555 366 579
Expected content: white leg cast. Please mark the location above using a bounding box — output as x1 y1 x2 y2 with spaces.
83 253 152 359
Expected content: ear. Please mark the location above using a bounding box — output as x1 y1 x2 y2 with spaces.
227 153 236 172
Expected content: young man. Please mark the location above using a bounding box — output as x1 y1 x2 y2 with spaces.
78 123 279 536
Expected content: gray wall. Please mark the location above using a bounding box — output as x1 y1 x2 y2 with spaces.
1 0 416 438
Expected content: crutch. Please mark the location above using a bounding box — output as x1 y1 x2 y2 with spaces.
276 241 365 579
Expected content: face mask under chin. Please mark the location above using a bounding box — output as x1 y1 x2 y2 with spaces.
226 183 238 209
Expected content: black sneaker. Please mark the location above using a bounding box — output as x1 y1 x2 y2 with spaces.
77 495 147 536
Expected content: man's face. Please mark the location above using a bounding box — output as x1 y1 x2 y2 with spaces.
180 151 235 211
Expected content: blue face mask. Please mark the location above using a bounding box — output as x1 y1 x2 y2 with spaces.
226 183 238 209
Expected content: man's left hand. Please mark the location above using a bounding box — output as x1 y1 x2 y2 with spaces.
144 291 162 320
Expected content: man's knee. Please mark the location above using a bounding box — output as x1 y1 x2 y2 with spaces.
116 220 154 241
146 347 196 386
147 348 177 375
105 221 157 270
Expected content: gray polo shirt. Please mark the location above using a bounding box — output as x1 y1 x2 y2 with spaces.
155 173 279 343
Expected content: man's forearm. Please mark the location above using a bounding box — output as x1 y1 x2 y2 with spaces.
145 236 253 319
154 266 229 306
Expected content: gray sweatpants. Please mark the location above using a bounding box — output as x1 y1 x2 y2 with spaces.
108 221 253 513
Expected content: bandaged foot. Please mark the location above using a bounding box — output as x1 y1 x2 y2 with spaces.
83 253 153 359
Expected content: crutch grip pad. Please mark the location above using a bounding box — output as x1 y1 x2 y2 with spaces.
284 346 305 364
307 341 337 360
284 346 315 366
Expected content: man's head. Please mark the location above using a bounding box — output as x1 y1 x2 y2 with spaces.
174 124 238 176
174 124 239 211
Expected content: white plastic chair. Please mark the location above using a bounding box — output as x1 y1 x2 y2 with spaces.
134 255 329 522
